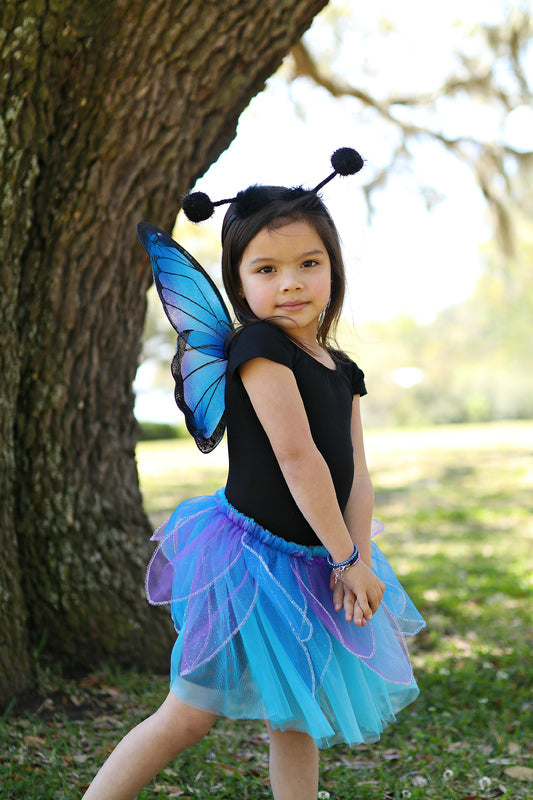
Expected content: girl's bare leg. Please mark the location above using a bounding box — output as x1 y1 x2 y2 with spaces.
82 692 216 800
266 721 319 800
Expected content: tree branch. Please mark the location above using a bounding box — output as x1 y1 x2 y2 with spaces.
289 36 533 257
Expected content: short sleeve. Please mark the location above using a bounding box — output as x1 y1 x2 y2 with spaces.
227 322 294 377
345 359 367 397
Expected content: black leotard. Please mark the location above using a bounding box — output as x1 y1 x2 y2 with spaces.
225 322 366 546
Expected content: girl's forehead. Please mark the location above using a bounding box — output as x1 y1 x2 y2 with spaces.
246 218 324 252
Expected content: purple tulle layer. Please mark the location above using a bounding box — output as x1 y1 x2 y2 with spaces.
146 489 425 747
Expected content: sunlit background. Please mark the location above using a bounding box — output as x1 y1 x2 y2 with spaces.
135 0 533 428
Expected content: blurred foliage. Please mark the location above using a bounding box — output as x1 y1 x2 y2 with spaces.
354 217 533 428
136 2 533 429
137 421 187 442
288 0 533 256
139 217 533 429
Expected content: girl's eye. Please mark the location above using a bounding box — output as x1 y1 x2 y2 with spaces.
302 260 318 268
258 265 274 274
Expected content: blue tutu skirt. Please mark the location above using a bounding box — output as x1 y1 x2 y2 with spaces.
146 489 425 749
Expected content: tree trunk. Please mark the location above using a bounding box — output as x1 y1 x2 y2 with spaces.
0 0 327 706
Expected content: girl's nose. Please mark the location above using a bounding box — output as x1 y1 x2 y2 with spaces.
281 270 303 291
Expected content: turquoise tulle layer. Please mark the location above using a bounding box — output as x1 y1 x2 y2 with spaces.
146 489 425 748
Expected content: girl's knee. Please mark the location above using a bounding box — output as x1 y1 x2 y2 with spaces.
179 711 215 746
266 723 317 752
155 693 216 749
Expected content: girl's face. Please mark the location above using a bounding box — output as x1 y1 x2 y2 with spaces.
238 219 331 344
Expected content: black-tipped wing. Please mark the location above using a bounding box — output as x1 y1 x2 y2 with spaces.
137 222 232 453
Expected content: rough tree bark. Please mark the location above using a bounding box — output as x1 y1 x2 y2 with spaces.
0 0 327 706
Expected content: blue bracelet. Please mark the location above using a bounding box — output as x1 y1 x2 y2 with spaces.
327 544 361 584
327 544 359 569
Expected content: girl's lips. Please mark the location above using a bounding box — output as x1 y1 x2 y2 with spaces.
277 301 309 311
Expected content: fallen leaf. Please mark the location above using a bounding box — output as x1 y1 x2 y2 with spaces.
153 784 184 797
448 741 468 752
504 765 533 781
100 684 121 697
23 735 46 746
211 761 246 776
381 748 401 761
248 733 269 743
68 693 83 707
93 714 123 729
339 757 380 769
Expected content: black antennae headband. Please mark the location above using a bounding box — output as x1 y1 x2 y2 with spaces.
181 147 364 229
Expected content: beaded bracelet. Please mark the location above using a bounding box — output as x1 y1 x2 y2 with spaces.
327 544 361 584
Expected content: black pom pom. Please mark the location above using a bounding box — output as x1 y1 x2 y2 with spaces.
182 191 215 222
234 185 273 217
330 147 364 176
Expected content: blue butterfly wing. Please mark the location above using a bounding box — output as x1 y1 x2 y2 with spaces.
137 222 232 453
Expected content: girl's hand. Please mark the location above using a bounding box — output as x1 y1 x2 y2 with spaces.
331 576 367 626
330 561 385 625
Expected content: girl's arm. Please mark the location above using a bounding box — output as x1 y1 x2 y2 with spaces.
331 395 376 622
239 357 384 623
343 395 374 565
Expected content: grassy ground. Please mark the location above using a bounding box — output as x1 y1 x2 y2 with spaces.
1 422 532 799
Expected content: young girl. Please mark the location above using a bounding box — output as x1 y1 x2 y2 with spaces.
82 149 424 800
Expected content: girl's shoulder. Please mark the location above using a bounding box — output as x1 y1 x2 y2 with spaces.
329 348 367 397
227 321 295 376
227 324 367 397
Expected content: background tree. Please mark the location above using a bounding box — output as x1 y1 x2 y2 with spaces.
138 2 532 432
288 3 533 256
0 0 327 706
136 3 533 434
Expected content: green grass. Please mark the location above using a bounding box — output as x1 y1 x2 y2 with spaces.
2 422 532 799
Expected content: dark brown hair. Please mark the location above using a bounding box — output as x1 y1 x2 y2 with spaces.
221 188 346 349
